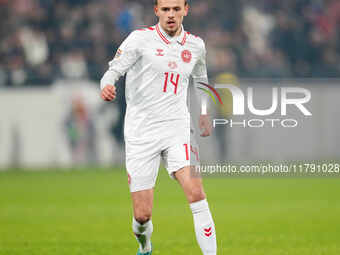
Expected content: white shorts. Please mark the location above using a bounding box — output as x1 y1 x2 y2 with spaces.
125 131 200 192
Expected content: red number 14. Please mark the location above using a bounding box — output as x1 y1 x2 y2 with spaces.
184 143 199 161
163 72 180 95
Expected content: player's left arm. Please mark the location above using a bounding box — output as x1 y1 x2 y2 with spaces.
191 39 212 137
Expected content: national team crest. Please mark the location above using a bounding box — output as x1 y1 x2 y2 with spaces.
181 50 192 63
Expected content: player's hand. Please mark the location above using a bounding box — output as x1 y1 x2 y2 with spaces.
101 85 117 101
199 114 212 137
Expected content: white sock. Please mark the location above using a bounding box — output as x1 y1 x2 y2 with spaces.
190 199 217 255
132 218 153 253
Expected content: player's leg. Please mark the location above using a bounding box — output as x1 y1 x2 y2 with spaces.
163 122 217 254
126 138 162 255
174 166 206 202
131 189 154 254
174 166 217 255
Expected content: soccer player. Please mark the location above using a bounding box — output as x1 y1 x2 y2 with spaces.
100 0 217 254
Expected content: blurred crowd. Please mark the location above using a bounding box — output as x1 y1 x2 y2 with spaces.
1 0 340 87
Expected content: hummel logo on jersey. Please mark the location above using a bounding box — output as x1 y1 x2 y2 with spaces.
156 49 164 56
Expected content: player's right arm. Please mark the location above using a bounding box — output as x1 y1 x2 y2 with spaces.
100 31 142 101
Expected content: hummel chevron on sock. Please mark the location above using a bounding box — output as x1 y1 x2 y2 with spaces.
190 199 217 255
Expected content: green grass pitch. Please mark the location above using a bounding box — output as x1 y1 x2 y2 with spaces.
0 168 339 255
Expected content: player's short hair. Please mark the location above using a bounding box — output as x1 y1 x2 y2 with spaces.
154 0 188 6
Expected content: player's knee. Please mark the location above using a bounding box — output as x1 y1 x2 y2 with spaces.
135 215 151 224
135 211 152 224
188 187 206 203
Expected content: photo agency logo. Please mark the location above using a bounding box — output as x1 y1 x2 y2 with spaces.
198 82 312 128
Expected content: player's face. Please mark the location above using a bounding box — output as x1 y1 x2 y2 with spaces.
154 0 189 36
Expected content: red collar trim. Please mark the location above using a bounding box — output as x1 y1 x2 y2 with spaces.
180 32 187 46
155 24 187 46
156 24 170 44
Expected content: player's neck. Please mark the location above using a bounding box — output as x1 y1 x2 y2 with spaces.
159 24 182 37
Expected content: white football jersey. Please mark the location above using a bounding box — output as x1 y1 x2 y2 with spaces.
101 23 208 140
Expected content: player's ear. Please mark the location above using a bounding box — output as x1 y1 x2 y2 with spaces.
154 5 159 17
184 3 189 16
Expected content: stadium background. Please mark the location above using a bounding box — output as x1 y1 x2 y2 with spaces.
0 0 339 254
